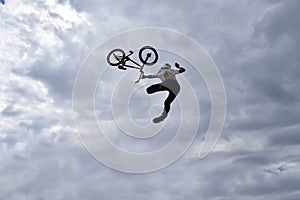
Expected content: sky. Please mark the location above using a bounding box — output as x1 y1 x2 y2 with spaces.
1 0 300 199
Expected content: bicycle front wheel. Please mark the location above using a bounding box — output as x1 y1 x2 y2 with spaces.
138 46 158 66
107 48 125 66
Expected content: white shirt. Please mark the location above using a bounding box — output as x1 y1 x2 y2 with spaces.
156 68 180 82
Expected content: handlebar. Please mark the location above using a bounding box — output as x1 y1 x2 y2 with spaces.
126 50 134 57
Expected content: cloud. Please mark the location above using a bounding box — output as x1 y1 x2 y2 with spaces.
268 125 300 147
1 0 300 200
1 104 20 116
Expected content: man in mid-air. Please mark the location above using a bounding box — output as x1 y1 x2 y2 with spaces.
142 63 185 123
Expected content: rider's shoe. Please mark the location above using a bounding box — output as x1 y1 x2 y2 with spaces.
118 65 126 70
153 110 168 123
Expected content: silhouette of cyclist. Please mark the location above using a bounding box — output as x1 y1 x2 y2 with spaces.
142 63 185 123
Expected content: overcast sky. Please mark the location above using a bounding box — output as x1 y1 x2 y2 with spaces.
1 0 300 199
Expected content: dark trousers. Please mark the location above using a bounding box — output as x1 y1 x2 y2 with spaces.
146 80 180 113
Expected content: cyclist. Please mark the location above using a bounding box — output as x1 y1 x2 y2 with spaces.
142 63 185 123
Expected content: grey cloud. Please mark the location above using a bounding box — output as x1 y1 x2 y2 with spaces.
263 165 286 175
254 0 300 43
1 104 20 116
223 0 300 136
18 117 59 132
269 127 300 147
251 78 298 104
1 0 300 200
27 57 76 102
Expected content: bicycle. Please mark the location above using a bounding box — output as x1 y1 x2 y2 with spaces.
107 46 158 83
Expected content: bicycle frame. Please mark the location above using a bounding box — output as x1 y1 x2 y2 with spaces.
121 55 144 70
115 51 151 83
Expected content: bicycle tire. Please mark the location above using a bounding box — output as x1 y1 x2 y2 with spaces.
138 46 158 66
107 48 125 66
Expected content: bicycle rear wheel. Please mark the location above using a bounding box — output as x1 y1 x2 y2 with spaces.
138 46 158 66
107 48 125 66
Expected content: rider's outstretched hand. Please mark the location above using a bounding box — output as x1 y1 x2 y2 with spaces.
175 62 186 73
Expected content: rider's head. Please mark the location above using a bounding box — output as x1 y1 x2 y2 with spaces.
161 63 171 70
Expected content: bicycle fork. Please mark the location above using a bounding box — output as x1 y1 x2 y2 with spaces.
135 69 144 84
134 53 151 84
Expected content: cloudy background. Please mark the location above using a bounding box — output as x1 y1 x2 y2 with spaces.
1 0 300 199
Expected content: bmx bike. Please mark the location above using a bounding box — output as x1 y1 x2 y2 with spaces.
107 46 158 83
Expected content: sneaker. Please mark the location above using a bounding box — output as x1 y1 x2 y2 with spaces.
153 110 168 123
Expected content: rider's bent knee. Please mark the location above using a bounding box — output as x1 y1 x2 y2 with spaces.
146 87 153 94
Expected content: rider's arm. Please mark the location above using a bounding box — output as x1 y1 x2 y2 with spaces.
175 63 185 73
142 74 157 79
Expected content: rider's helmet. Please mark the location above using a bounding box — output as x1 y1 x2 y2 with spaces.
161 63 171 70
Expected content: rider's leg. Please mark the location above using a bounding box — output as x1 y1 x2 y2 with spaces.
149 80 180 123
164 92 177 113
153 91 177 123
146 84 167 94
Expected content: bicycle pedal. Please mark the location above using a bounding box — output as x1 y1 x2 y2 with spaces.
118 65 126 70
